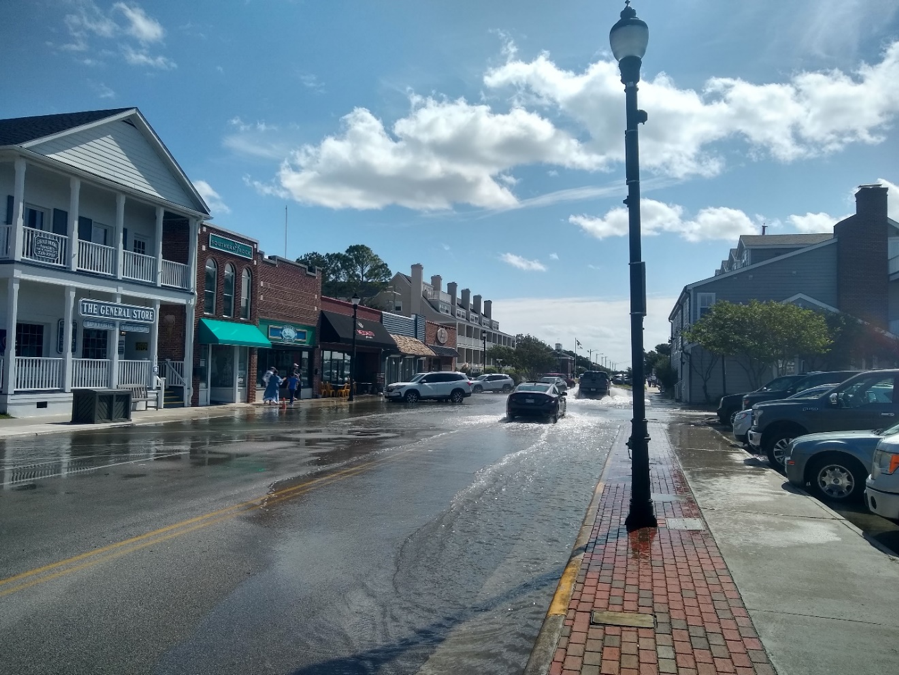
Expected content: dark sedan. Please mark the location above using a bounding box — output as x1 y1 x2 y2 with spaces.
507 382 567 422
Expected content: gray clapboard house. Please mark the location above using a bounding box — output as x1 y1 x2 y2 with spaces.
669 184 899 403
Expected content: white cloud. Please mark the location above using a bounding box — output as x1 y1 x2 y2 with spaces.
122 46 175 69
497 296 676 369
788 212 839 233
114 3 164 43
500 253 547 272
300 74 324 91
570 199 758 243
194 180 231 215
549 252 559 260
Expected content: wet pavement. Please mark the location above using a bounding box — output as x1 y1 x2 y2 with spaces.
0 388 650 674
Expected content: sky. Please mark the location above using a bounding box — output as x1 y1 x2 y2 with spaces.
3 0 899 369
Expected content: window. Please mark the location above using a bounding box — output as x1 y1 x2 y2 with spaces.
839 375 895 408
394 300 403 312
204 259 217 314
15 323 44 357
24 204 48 231
223 264 236 317
697 293 716 319
240 269 251 319
133 236 149 256
81 329 108 359
91 223 110 246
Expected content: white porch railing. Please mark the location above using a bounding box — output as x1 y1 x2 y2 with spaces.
21 227 67 267
161 259 190 289
15 357 63 390
78 240 116 276
122 250 157 284
119 360 152 386
164 360 187 387
72 358 111 388
0 224 11 259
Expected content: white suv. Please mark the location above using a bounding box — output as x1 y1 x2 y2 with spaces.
472 374 514 394
385 372 473 403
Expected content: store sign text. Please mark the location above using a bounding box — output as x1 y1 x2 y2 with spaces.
79 300 156 324
208 233 253 259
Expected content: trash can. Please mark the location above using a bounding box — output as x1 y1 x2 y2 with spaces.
72 388 132 424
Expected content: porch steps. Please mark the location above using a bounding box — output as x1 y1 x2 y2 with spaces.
164 385 185 408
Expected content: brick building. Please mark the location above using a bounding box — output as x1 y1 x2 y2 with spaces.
191 224 268 406
255 256 321 399
425 320 457 371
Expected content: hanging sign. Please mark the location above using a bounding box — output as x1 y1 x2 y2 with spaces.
121 323 151 333
79 299 156 323
33 235 60 262
208 233 253 259
83 319 116 331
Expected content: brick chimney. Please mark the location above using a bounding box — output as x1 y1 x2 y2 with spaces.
460 288 471 317
430 275 442 292
484 300 493 319
410 264 423 316
447 282 458 309
472 294 482 315
835 184 889 328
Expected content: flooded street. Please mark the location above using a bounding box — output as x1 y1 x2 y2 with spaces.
0 389 657 674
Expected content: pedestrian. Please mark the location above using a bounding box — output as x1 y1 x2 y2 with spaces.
263 368 281 405
286 370 300 405
263 366 274 387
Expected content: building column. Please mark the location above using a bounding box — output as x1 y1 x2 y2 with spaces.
155 206 164 287
10 159 26 262
149 299 160 389
68 177 80 271
183 300 195 406
232 344 240 403
115 193 125 279
110 293 121 389
3 277 20 394
188 218 199 292
62 286 75 392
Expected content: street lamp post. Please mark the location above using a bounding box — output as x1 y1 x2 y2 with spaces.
611 1 657 532
349 293 360 402
482 330 487 372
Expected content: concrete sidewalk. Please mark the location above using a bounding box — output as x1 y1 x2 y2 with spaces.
528 414 899 675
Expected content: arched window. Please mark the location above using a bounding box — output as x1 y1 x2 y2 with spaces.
204 259 217 314
240 269 252 319
223 264 236 317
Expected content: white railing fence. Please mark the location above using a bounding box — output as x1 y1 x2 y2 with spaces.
164 360 187 387
78 240 116 276
21 227 67 267
72 358 111 388
122 250 157 284
160 260 189 289
119 360 152 386
15 357 63 390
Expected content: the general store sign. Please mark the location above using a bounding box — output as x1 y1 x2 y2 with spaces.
79 299 156 324
209 233 253 259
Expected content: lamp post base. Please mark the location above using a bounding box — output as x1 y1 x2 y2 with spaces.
625 501 658 532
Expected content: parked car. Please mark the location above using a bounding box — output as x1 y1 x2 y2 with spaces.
717 374 808 426
733 385 837 444
747 370 899 470
741 370 858 412
539 376 568 394
472 373 514 394
578 370 610 398
866 434 899 520
784 419 899 503
507 381 567 422
385 372 472 403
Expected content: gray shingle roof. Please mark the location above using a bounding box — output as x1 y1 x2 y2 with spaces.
0 108 133 147
739 233 833 247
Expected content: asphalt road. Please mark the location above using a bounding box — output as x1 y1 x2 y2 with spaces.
0 389 642 674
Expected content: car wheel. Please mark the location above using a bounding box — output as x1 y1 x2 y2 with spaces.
763 431 795 471
729 410 739 427
502 384 512 393
450 389 465 403
473 385 483 394
807 455 866 503
404 390 419 403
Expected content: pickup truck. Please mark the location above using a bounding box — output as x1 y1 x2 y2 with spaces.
741 370 857 411
747 370 899 470
716 374 807 425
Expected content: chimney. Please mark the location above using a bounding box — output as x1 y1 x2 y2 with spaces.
472 294 482 315
447 282 458 309
430 275 442 293
460 288 471 317
856 183 889 221
484 300 492 319
410 264 423 316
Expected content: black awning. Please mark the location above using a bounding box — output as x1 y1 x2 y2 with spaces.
320 311 398 352
429 345 459 358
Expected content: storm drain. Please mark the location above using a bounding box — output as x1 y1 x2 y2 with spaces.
665 517 705 530
591 611 655 628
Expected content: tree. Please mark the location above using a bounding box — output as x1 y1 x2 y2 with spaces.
685 300 831 390
297 245 392 306
489 335 556 380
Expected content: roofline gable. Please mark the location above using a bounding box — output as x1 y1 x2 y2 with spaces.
781 293 839 313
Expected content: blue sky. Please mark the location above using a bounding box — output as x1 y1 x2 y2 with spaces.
4 0 899 368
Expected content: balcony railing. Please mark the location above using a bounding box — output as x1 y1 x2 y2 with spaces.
119 360 152 386
78 240 116 276
161 259 190 289
72 358 110 388
123 250 157 284
22 227 67 267
15 357 63 390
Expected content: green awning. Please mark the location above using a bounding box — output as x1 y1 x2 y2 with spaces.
198 319 272 348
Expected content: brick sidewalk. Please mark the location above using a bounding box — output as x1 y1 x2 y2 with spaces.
550 423 775 675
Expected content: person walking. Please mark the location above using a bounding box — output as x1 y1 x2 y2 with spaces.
286 370 300 405
263 368 282 405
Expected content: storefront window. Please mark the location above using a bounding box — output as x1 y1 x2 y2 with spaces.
257 348 313 388
237 347 247 388
210 344 234 388
15 323 44 357
81 329 108 359
321 350 352 384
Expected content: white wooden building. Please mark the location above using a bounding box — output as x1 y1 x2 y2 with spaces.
0 108 208 416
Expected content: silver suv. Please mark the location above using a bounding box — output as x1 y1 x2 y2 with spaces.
385 372 473 403
472 374 514 394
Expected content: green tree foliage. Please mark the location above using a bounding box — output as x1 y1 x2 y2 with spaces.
685 300 831 390
488 335 557 380
297 245 392 305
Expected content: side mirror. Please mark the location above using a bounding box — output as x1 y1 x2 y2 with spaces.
829 392 839 407
560 391 567 396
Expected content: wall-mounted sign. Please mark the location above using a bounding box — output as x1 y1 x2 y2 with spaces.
33 235 60 262
121 323 150 334
260 319 314 346
436 327 448 345
79 299 156 324
208 233 253 259
83 319 116 331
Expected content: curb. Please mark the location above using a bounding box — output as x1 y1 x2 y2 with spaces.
522 424 625 675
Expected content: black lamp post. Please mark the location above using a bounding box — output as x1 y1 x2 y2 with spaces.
482 330 487 371
349 292 360 402
611 0 657 532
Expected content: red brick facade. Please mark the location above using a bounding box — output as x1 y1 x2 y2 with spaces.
321 296 382 321
426 320 457 349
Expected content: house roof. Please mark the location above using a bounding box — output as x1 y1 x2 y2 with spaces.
738 233 833 247
0 109 133 147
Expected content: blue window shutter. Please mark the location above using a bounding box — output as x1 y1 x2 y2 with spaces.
52 209 68 235
123 227 128 250
5 196 12 225
78 216 92 240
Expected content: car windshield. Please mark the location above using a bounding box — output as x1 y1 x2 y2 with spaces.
785 384 836 399
880 421 899 436
763 376 800 392
517 383 551 392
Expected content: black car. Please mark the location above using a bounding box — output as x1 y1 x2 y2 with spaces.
741 370 858 412
507 382 567 422
717 374 807 426
578 370 610 398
